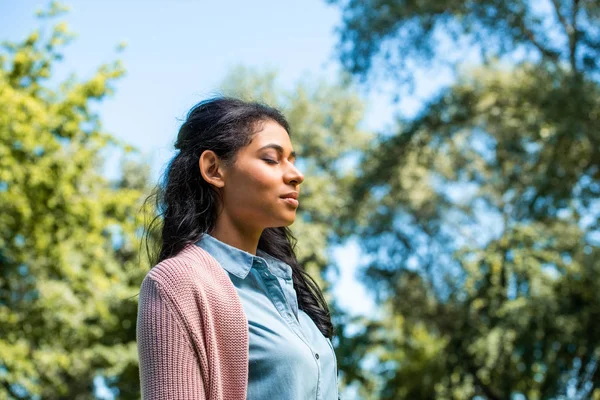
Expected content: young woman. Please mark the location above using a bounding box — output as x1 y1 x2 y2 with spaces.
137 97 339 399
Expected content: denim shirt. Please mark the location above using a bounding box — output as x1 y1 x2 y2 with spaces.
195 233 339 399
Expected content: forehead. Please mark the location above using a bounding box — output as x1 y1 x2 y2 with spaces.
246 120 293 151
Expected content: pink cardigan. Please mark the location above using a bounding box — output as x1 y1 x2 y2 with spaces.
136 243 249 399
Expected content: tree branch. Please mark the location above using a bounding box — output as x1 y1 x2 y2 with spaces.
521 24 561 61
552 0 582 71
550 0 571 37
569 0 580 72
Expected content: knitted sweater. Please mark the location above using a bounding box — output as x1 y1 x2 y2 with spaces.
136 243 249 399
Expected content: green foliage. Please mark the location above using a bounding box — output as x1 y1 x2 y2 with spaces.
0 3 150 399
329 0 600 398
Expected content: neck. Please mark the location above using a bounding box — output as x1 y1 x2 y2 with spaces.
210 212 263 255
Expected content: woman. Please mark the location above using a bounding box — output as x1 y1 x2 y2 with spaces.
137 97 339 399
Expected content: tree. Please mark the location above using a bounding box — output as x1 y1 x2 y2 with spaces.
328 0 599 88
327 0 600 398
0 3 149 398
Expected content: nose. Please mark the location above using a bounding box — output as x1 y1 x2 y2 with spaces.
285 162 304 185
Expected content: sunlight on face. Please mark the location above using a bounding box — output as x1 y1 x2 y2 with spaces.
222 120 305 230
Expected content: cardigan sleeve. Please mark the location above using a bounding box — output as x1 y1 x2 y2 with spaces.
137 276 206 400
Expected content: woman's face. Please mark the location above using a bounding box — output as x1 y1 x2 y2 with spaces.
208 119 304 231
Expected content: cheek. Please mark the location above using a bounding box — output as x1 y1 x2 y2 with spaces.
231 163 278 199
247 167 273 189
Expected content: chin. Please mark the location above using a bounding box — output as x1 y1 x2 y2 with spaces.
275 216 296 227
286 213 297 224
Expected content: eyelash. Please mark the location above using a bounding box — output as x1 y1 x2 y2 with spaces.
263 158 278 164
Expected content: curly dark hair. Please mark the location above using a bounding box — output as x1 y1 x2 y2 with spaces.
143 96 334 338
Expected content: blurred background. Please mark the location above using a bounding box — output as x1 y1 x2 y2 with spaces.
1 1 599 399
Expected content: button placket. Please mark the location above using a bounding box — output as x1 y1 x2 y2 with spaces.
256 259 323 399
257 264 295 325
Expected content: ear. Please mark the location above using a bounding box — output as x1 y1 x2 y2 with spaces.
199 150 226 188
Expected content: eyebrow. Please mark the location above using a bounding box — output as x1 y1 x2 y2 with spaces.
258 144 297 159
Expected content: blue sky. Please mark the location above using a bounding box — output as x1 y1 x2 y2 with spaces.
1 0 454 331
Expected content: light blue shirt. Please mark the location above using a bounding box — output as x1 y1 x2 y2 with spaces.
196 233 339 399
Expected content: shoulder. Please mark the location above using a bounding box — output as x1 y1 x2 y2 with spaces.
144 244 226 292
140 243 240 315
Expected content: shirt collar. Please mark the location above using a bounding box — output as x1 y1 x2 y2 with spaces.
195 233 293 280
257 248 293 280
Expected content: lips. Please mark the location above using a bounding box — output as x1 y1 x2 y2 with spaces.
280 192 299 207
280 192 298 200
281 197 299 207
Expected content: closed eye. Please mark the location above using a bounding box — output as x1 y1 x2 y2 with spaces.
263 158 278 164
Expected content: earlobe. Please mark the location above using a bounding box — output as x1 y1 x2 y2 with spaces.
199 150 225 188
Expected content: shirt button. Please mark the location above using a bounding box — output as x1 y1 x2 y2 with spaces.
315 353 320 360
